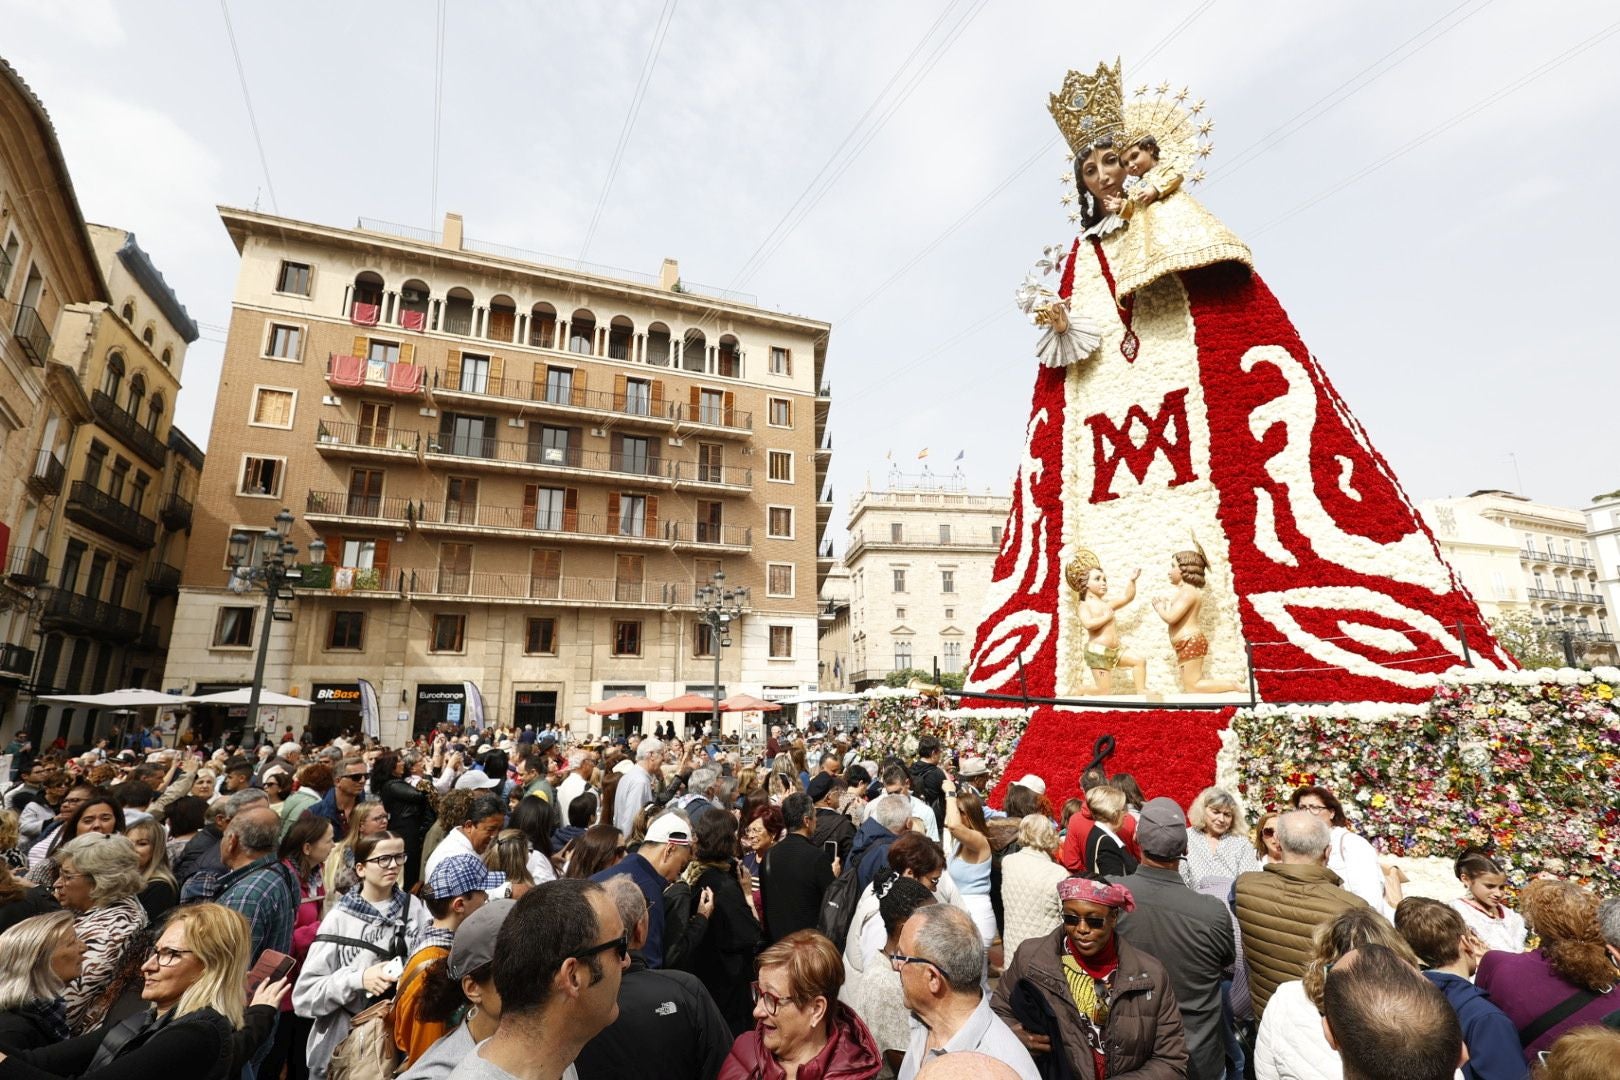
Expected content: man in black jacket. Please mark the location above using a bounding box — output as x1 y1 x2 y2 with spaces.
760 792 836 943
576 877 731 1080
909 736 947 838
807 773 856 863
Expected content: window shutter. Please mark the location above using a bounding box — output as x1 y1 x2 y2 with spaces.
373 538 391 575
651 379 665 417
613 373 627 412
532 361 547 400
564 488 578 531
323 535 342 565
606 493 620 535
489 355 503 386
723 391 735 426
571 367 587 407
351 335 369 359
522 485 538 527
398 342 415 366
646 495 659 539
689 386 701 418
446 350 462 388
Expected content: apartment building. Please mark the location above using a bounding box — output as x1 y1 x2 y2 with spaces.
1 62 206 744
164 210 832 742
842 481 1009 688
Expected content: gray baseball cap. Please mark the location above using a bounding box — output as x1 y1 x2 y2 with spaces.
1136 797 1189 860
448 898 517 980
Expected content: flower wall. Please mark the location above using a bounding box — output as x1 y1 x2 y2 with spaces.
1230 668 1620 882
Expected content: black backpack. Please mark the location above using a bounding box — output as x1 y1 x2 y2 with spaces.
816 855 864 946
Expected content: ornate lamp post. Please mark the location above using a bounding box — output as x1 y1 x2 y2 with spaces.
227 508 324 746
694 569 748 735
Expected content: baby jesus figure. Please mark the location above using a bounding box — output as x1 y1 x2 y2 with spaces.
1151 548 1239 695
1068 552 1148 695
1120 134 1182 219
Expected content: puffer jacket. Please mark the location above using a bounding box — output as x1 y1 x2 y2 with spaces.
719 1001 882 1080
292 889 431 1080
1252 980 1340 1080
992 927 1189 1079
1234 863 1368 1019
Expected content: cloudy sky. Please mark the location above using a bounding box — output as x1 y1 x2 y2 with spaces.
6 0 1618 541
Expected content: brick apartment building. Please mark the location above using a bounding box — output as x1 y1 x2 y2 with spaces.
163 209 833 742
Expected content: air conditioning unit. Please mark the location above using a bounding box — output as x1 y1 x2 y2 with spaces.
668 437 684 447
507 417 526 428
322 395 341 406
419 407 437 418
590 427 606 437
401 288 427 304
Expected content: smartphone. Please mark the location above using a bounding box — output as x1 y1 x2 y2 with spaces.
245 949 295 996
823 841 839 860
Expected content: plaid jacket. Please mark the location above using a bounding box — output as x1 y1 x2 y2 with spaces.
217 854 300 959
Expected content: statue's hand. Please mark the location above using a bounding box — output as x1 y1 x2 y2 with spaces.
1133 185 1160 205
1047 303 1070 336
1101 193 1125 214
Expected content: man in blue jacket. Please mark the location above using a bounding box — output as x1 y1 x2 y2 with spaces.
1394 898 1525 1080
850 795 913 889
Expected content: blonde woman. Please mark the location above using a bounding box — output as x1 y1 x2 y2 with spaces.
1183 786 1260 894
1253 908 1422 1080
50 833 148 1033
999 814 1069 959
125 818 179 922
1082 785 1138 877
0 903 287 1079
0 911 83 1050
322 798 390 911
0 811 26 874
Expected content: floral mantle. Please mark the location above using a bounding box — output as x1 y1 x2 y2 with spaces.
1226 667 1620 883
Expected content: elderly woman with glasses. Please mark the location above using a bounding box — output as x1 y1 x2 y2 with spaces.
992 878 1188 1079
0 904 287 1080
50 834 148 1034
1288 786 1402 918
720 929 881 1080
295 831 430 1080
1182 787 1260 896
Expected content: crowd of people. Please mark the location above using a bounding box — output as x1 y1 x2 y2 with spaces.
0 719 1612 1080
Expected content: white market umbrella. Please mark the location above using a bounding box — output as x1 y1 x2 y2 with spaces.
188 688 315 708
36 688 191 708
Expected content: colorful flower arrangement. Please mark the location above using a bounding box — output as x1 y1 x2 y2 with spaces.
1230 668 1620 883
853 693 1029 776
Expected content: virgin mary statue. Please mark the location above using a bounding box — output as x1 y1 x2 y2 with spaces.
965 60 1510 707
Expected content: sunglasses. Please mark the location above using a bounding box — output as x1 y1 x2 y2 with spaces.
1061 912 1109 930
1262 827 1277 838
572 932 630 964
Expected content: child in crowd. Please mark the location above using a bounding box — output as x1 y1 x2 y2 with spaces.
1448 849 1526 953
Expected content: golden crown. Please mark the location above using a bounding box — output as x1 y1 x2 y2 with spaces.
1064 548 1103 593
1048 60 1126 157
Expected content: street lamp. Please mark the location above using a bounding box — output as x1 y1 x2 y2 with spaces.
695 569 748 736
227 508 324 746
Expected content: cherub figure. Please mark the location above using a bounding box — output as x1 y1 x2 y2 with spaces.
1120 134 1182 219
1151 547 1239 694
1067 551 1147 694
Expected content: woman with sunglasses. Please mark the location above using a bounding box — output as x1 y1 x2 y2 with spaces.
721 929 880 1080
992 877 1188 1078
1252 811 1283 866
0 903 287 1080
1288 786 1402 918
294 831 429 1080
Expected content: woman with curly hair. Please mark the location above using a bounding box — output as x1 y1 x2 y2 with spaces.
1475 878 1616 1065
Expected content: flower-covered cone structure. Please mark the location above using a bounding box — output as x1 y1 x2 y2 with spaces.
965 66 1512 803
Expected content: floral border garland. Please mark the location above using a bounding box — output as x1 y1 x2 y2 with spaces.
1229 667 1620 883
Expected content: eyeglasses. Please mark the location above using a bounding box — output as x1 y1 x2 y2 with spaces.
1298 803 1333 816
359 853 406 868
53 871 86 885
571 932 630 964
751 981 801 1015
146 946 195 967
887 952 943 975
1061 912 1109 930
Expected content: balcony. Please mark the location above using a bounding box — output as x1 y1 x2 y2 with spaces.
13 305 51 365
424 433 668 488
91 390 168 468
0 643 34 678
315 420 420 460
326 354 425 396
428 369 754 436
669 459 752 491
1528 586 1605 605
1521 548 1597 570
305 490 417 527
40 588 142 642
5 548 48 587
160 492 193 532
846 528 1000 560
26 450 65 498
292 562 401 595
146 562 182 596
666 521 752 551
403 568 693 609
65 482 157 550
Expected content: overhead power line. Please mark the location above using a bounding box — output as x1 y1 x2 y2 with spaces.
218 0 279 216
579 0 679 261
430 0 448 227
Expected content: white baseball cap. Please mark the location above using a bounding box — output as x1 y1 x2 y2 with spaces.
454 769 500 791
1013 774 1047 795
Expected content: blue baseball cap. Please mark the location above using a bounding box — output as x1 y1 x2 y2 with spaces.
423 853 506 900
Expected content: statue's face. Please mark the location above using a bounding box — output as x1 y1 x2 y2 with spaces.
1079 146 1125 202
1168 558 1183 586
1086 568 1108 598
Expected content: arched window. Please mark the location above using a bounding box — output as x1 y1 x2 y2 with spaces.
443 287 475 336
717 334 741 378
102 351 126 399
120 301 135 322
142 326 154 346
487 294 517 343
645 322 671 367
399 279 431 329
146 393 164 434
569 309 596 355
682 329 707 373
161 347 173 368
529 302 557 349
128 372 147 417
608 316 634 361
353 271 385 305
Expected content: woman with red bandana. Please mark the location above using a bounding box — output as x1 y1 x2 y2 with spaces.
992 878 1187 1079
